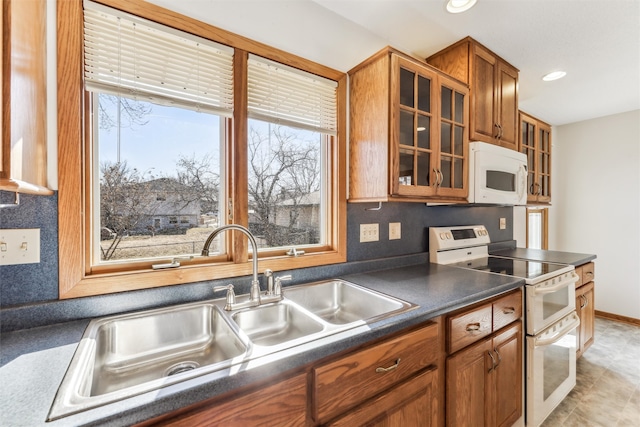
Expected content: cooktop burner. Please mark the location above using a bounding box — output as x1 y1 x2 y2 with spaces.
451 256 570 283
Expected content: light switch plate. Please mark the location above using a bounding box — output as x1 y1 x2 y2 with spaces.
499 218 507 230
360 223 379 242
389 222 401 240
0 229 41 265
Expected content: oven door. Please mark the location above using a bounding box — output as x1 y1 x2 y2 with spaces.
525 272 578 335
526 311 579 427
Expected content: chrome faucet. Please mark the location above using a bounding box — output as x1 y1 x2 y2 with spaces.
202 224 261 307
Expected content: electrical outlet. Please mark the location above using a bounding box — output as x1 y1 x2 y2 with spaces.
0 229 40 265
360 223 379 242
499 218 507 230
389 222 401 240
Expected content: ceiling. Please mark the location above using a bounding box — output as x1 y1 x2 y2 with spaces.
148 0 640 126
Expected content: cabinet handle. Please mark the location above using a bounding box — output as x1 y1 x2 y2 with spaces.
376 358 401 373
432 169 443 188
536 182 542 195
502 307 515 315
466 322 481 332
580 294 588 309
586 272 594 278
493 123 502 139
494 349 502 369
487 350 496 372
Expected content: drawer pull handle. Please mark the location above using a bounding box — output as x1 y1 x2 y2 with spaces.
376 358 401 373
502 307 515 314
466 323 481 332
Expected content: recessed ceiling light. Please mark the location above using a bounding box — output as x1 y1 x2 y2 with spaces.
542 71 567 81
446 0 478 14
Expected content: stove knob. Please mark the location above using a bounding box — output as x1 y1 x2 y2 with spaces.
440 232 446 240
446 232 452 239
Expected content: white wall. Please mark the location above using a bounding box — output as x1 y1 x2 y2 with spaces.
549 109 640 319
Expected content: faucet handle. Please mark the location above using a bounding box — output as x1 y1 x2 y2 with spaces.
213 284 236 311
274 275 292 296
263 269 274 295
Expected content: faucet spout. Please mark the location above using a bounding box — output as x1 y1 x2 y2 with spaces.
201 224 260 303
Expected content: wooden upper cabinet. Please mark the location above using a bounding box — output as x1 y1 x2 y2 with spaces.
1 0 52 195
349 47 469 203
519 111 552 204
427 37 519 151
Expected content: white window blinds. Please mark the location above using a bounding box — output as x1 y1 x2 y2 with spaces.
82 0 233 115
247 54 338 135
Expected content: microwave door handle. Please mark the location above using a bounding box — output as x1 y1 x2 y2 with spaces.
533 272 579 295
518 164 527 200
535 316 581 347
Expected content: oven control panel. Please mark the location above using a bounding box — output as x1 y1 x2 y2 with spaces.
429 225 490 252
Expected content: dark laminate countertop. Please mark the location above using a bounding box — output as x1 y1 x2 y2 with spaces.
0 262 523 427
490 248 596 266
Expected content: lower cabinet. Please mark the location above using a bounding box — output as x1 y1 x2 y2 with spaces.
446 322 522 427
312 320 442 425
445 289 523 427
575 261 595 358
143 373 308 426
327 367 438 427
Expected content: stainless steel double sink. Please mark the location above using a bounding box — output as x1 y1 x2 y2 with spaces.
48 280 415 420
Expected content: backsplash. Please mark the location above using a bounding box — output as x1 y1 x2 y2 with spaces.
0 192 59 305
0 191 513 330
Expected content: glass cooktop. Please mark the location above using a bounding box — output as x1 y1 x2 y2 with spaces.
451 256 570 283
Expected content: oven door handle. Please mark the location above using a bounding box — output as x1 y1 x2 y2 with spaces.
534 316 581 347
532 272 579 295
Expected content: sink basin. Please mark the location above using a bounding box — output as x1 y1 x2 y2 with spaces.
232 301 324 347
48 302 248 420
284 280 414 324
90 304 246 396
49 279 416 420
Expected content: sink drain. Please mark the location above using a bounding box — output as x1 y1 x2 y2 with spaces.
165 361 200 377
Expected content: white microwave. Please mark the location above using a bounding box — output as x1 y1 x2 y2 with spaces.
468 141 528 205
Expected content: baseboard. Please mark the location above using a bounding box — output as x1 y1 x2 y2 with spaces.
595 310 640 326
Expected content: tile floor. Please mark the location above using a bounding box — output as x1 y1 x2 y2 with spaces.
541 317 640 426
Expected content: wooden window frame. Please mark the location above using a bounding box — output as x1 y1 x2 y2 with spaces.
57 0 346 299
525 207 548 250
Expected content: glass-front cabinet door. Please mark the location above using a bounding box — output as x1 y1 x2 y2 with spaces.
391 55 468 199
438 80 469 198
537 124 551 203
393 55 438 197
519 111 551 204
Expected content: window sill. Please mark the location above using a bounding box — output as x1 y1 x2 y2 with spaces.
59 249 346 299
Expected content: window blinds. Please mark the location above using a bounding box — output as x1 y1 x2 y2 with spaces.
247 54 338 135
82 0 234 115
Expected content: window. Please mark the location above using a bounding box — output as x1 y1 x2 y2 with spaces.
245 54 337 252
57 0 346 299
526 207 548 249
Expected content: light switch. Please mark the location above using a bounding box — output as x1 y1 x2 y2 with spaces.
0 229 41 265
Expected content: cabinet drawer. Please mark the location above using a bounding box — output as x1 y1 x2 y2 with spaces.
448 304 492 354
492 289 522 331
313 321 439 424
581 262 595 285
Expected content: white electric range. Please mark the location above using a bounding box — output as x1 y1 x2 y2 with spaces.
429 225 580 427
